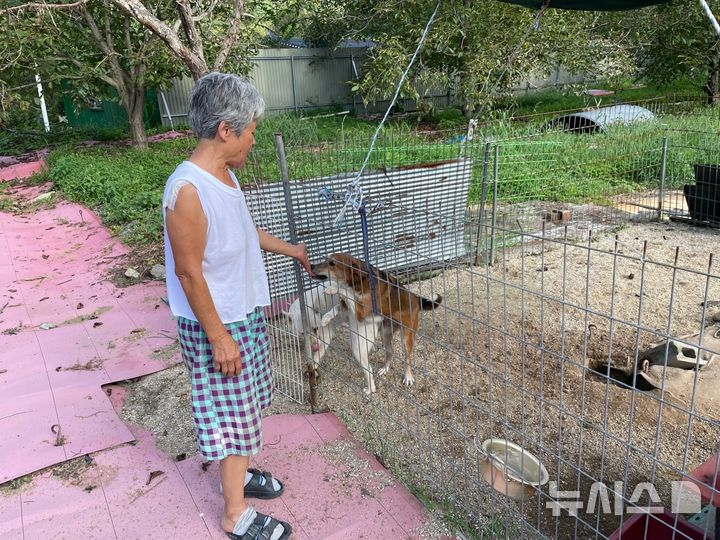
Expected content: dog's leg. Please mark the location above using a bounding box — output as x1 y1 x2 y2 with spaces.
313 315 337 369
323 285 339 296
350 317 379 394
377 320 395 378
320 303 342 327
400 324 417 386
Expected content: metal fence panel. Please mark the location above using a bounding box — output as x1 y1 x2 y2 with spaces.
252 98 720 537
245 157 473 299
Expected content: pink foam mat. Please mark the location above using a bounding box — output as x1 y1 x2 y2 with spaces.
0 166 180 483
0 413 443 539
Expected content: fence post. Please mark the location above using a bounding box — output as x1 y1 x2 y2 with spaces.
658 136 668 222
159 91 174 130
290 56 298 112
274 133 313 369
489 144 499 266
474 141 492 266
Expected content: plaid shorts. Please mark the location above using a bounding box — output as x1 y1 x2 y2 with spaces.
177 307 273 460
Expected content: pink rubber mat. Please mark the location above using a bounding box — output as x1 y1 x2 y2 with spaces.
0 166 180 483
0 409 441 539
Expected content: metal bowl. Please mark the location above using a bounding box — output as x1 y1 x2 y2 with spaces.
479 438 549 500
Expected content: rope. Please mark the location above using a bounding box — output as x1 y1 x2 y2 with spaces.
330 0 443 228
359 205 379 315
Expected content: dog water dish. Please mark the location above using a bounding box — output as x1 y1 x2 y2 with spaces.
479 438 549 500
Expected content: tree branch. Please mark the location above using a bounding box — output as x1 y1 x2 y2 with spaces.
79 5 113 59
125 18 134 55
213 0 244 71
193 0 219 22
80 4 131 91
102 0 115 55
0 1 88 16
175 0 205 64
108 0 207 78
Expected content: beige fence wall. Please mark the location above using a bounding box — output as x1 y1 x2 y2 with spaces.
157 47 585 127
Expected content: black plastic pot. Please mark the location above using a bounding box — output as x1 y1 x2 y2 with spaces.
694 164 720 186
684 164 720 225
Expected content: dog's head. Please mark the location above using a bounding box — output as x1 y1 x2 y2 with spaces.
311 253 369 291
280 299 337 366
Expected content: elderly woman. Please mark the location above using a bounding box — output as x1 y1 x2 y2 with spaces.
163 72 308 540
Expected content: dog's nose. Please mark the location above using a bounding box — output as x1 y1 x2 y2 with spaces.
310 264 328 280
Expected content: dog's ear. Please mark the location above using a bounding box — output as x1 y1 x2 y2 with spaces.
345 261 367 290
350 257 368 275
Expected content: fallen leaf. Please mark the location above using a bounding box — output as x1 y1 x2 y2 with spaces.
146 470 165 486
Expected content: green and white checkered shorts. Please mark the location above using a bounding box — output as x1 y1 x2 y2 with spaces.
177 307 273 460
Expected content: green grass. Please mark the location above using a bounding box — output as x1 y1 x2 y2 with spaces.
498 78 706 118
41 90 719 253
47 137 195 245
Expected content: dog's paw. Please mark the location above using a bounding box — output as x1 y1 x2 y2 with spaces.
378 366 389 377
403 369 415 386
324 285 338 295
321 311 335 327
363 387 373 395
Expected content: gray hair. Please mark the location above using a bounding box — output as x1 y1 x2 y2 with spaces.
188 72 265 139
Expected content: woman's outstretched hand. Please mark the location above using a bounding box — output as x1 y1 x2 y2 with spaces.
293 243 315 277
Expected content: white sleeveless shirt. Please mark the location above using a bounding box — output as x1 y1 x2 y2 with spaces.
162 161 270 323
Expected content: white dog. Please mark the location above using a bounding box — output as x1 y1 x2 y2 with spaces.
282 282 340 364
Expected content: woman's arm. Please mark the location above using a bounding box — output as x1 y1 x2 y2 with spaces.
166 185 242 376
257 228 314 276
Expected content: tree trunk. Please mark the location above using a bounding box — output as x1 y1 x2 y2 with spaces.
127 93 148 150
116 80 148 149
706 44 720 105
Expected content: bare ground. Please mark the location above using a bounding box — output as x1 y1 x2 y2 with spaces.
304 221 720 539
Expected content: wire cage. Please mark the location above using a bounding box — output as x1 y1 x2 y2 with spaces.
244 95 720 539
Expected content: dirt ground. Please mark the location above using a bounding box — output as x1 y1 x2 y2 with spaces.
298 221 720 539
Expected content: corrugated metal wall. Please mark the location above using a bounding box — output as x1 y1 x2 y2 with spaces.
158 47 453 126
157 48 585 127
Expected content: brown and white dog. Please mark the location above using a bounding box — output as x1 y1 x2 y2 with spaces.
312 253 442 390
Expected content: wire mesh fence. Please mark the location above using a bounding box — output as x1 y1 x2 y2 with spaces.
244 95 720 538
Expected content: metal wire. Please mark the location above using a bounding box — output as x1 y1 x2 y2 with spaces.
255 95 720 538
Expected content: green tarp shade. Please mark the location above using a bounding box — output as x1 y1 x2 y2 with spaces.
498 0 670 10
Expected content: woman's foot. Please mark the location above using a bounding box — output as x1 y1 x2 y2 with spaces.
222 507 291 540
219 468 285 499
244 468 284 499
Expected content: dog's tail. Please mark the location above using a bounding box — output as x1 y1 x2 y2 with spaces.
420 295 442 311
